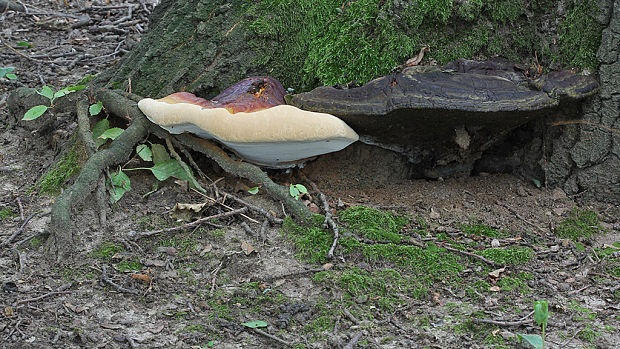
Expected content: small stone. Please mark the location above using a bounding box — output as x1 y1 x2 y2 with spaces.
550 188 567 200
553 207 568 216
558 283 570 291
355 295 368 304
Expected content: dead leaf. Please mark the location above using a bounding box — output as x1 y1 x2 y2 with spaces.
149 322 165 334
241 241 256 256
131 274 152 283
431 292 442 305
200 244 213 256
4 306 14 317
488 267 506 279
489 286 501 292
322 263 334 270
173 202 208 212
258 283 268 292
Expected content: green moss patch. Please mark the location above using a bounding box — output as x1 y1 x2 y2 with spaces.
556 0 603 70
90 242 125 260
0 208 16 219
556 209 606 240
248 0 599 90
36 140 84 195
339 206 407 242
461 224 506 238
477 246 534 265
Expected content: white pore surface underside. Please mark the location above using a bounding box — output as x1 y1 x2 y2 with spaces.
158 122 355 167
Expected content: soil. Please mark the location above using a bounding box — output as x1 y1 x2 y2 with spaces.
1 1 619 349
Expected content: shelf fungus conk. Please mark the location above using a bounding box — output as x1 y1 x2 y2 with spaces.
138 77 359 168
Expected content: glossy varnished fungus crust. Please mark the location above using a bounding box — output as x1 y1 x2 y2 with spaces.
138 77 359 168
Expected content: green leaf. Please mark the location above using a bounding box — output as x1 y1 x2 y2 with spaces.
289 184 307 200
16 41 33 48
89 102 103 116
0 67 15 78
534 300 548 327
52 89 71 102
532 178 542 188
98 127 124 140
136 144 152 162
248 187 259 195
290 185 300 199
37 86 54 101
148 159 187 181
22 105 49 120
241 320 268 328
6 74 17 80
294 184 308 194
517 334 543 349
108 170 131 204
151 143 170 164
65 84 86 92
78 74 96 84
92 119 110 147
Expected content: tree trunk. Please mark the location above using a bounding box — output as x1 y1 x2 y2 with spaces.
96 0 618 201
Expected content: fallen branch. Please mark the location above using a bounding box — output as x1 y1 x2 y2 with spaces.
472 317 532 327
130 207 247 240
13 290 72 307
1 212 39 248
343 331 364 349
440 245 503 267
251 328 292 347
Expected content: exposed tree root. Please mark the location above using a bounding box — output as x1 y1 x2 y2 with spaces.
47 88 312 262
48 93 150 262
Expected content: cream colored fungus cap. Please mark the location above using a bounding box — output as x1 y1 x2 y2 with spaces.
137 98 359 167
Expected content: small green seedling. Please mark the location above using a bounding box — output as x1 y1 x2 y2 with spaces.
22 85 85 121
518 300 549 349
0 67 17 80
289 184 308 200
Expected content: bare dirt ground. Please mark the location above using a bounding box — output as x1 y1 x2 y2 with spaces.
1 1 619 349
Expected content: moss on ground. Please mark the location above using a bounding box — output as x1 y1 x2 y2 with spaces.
90 242 125 260
284 206 463 304
461 223 506 238
477 246 534 265
0 208 16 219
556 209 606 240
339 206 408 242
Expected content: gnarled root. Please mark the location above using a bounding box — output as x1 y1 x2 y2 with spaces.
47 89 312 262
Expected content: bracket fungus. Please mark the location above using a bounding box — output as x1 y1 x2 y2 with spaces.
138 77 359 168
288 59 599 178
